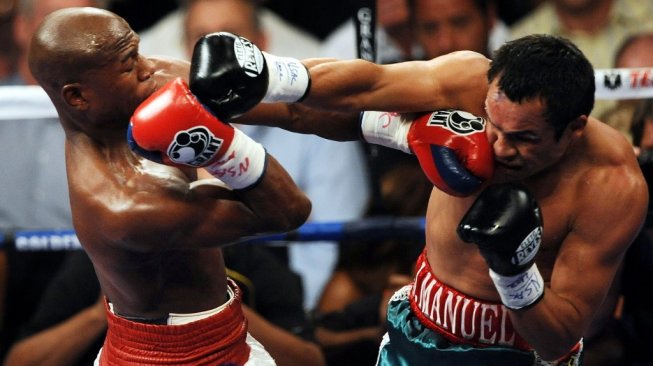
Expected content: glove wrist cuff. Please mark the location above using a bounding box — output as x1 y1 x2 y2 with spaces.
204 128 267 190
489 263 544 310
261 52 311 103
359 111 412 153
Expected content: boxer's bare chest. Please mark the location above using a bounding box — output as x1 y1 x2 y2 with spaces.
423 167 580 298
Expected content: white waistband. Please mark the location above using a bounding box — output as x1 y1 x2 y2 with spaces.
108 285 235 326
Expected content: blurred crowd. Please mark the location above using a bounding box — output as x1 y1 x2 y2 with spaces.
1 0 652 365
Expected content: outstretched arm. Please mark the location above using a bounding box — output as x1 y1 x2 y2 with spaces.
189 32 489 141
301 52 490 115
237 52 490 142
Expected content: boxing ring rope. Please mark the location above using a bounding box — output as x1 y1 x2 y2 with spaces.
0 217 426 251
2 68 653 120
1 67 652 251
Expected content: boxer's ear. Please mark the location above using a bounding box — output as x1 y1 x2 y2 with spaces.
62 83 89 110
568 115 587 137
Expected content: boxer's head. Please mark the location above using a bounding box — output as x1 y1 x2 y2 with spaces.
13 0 105 85
484 34 593 182
488 34 594 140
29 7 156 128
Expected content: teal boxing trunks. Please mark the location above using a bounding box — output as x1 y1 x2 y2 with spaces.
376 250 583 366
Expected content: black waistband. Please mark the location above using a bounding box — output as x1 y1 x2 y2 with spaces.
114 312 169 325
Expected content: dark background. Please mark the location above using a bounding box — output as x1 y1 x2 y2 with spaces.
108 0 540 40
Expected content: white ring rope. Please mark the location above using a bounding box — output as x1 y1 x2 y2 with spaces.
594 68 653 100
1 68 653 121
0 85 56 120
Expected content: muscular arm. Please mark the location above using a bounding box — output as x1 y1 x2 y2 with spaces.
70 145 311 253
237 51 490 141
511 166 648 360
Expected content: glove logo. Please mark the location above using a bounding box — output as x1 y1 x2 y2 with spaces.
167 126 223 167
512 227 541 266
233 37 264 78
427 110 485 135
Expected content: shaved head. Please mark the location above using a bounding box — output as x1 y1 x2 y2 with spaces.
28 7 132 93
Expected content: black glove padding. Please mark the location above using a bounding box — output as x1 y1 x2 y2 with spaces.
457 183 543 276
190 32 269 120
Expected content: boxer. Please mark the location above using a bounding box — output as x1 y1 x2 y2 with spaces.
28 7 311 365
190 32 647 364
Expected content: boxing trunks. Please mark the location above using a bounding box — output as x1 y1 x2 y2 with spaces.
376 250 583 366
95 278 275 365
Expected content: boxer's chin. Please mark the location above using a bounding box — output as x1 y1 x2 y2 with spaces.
492 167 524 184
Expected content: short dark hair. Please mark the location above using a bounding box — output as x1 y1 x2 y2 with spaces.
488 34 595 139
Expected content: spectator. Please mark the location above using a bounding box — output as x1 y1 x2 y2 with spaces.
314 158 429 366
601 32 653 143
0 0 103 359
138 0 321 61
0 6 17 79
181 0 370 311
321 0 508 63
509 0 653 118
623 99 653 365
321 0 420 63
3 245 326 366
411 0 506 59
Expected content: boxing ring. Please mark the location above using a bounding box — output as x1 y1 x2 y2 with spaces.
1 67 653 251
0 217 427 251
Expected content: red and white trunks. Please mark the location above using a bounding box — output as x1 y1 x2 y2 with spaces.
96 278 270 365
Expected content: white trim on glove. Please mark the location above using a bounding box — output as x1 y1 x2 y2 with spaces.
204 128 267 190
360 111 412 154
261 52 310 103
489 263 544 310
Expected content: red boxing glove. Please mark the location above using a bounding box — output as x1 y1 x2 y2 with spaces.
361 110 494 196
408 110 494 196
129 77 266 190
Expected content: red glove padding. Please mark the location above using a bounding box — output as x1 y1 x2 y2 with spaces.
129 77 266 189
407 110 494 196
130 77 234 167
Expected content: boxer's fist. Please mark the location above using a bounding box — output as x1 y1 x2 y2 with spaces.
360 110 494 196
408 110 494 196
128 77 266 189
457 183 544 309
457 183 542 275
128 77 234 167
190 32 311 120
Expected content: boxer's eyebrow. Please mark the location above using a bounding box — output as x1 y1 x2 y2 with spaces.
486 118 540 142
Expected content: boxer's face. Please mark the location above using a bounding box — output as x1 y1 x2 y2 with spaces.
81 25 157 124
484 81 571 183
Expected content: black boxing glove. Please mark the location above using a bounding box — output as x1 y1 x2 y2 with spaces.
189 32 311 120
457 183 544 309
